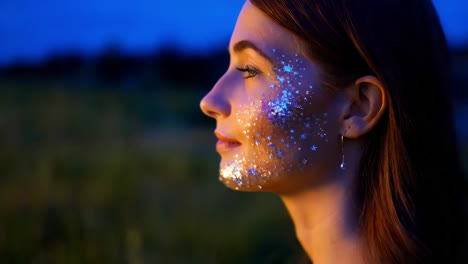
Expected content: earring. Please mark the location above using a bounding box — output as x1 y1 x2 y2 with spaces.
340 134 346 170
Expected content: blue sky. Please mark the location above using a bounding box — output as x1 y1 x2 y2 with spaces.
0 0 466 65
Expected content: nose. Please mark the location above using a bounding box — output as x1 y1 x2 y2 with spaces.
200 79 231 119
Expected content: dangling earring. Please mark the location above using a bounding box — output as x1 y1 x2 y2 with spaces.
340 133 346 170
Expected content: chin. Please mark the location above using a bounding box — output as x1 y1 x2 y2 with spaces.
220 175 288 193
217 164 292 193
220 178 267 192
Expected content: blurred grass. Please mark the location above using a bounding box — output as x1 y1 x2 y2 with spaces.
0 81 305 263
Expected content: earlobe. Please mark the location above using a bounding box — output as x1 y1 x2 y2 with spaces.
341 75 387 138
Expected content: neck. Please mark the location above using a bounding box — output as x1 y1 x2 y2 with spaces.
280 175 366 264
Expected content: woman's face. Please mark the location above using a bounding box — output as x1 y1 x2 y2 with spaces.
200 1 345 193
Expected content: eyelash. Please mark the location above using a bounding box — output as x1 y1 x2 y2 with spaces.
235 65 260 79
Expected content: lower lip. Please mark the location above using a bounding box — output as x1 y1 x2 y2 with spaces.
216 140 241 152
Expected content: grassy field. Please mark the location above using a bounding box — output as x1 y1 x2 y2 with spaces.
0 81 306 263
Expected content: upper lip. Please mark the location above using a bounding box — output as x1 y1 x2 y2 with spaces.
214 130 240 144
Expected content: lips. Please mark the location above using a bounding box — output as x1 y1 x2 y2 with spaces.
215 130 241 152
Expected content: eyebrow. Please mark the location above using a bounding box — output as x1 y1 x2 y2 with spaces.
231 40 274 64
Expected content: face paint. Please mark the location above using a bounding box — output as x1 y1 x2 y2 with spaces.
219 50 329 190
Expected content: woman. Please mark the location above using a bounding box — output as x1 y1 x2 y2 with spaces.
200 0 467 263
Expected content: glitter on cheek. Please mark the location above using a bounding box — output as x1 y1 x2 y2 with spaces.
220 160 244 188
218 50 330 191
283 64 293 73
248 168 258 176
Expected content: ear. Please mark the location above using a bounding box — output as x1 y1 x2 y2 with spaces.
341 75 387 138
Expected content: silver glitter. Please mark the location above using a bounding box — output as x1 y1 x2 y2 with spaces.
217 50 330 191
220 160 243 181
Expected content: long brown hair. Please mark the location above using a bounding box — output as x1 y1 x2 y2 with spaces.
249 0 467 263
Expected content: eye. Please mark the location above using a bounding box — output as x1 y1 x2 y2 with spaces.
235 65 260 79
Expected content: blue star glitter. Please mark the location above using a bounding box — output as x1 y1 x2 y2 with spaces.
310 145 318 151
248 168 258 176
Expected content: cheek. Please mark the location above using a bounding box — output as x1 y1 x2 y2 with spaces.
219 51 336 191
258 52 331 149
220 81 332 191
254 86 330 163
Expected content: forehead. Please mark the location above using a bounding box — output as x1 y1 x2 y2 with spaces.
229 1 304 57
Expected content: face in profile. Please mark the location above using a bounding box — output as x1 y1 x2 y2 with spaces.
200 1 344 194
